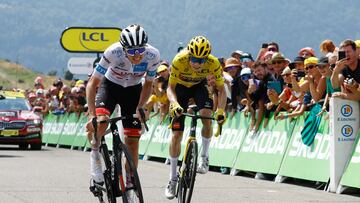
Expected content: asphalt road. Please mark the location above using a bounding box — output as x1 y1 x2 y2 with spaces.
0 145 359 203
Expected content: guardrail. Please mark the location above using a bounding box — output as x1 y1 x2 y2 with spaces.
42 100 360 194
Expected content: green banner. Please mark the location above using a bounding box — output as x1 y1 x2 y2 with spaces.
58 113 80 147
234 114 295 174
47 114 68 145
42 114 57 143
278 113 330 182
72 114 89 149
209 113 250 167
340 130 360 188
144 120 172 159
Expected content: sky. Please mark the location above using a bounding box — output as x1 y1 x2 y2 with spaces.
0 0 359 75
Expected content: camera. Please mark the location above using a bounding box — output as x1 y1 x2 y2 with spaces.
338 51 346 60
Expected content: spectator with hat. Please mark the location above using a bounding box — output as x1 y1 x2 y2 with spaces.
240 53 254 69
34 76 44 90
238 67 265 135
355 40 360 56
298 47 316 59
317 56 340 116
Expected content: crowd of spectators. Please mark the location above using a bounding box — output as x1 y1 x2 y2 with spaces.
10 39 360 134
22 76 88 117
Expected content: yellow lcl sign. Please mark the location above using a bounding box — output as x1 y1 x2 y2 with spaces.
60 27 122 53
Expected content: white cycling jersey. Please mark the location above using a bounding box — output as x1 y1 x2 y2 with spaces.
92 42 160 87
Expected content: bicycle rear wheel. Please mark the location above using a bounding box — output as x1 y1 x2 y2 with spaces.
178 140 198 203
100 144 117 203
115 143 144 203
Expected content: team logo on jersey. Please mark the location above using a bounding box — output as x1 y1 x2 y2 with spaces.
111 49 123 57
145 51 156 60
133 63 148 72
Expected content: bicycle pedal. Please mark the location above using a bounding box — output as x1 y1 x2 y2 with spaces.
89 185 103 197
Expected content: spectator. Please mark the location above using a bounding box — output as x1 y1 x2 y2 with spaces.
331 39 360 100
320 39 336 57
231 50 244 62
223 57 241 112
316 56 340 116
252 61 275 127
240 53 254 70
355 40 360 56
298 47 316 59
34 76 44 90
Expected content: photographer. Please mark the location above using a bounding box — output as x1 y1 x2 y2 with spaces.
331 39 360 101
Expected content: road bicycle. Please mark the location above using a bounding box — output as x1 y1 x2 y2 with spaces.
90 110 148 203
175 105 222 203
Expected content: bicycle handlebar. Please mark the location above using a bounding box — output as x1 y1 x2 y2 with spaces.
171 112 223 136
90 109 148 145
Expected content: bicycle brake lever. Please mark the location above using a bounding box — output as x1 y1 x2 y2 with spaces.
90 117 98 145
138 108 149 132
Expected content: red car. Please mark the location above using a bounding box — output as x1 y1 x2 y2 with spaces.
0 91 43 150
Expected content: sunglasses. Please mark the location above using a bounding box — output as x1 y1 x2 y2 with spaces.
224 66 238 72
272 60 283 65
268 47 277 52
305 65 316 70
125 47 146 56
316 65 327 69
241 74 251 81
190 56 206 64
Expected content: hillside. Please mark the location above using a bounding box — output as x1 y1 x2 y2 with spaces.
0 59 70 91
0 0 359 74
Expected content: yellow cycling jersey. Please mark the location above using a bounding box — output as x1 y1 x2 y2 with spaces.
169 51 224 88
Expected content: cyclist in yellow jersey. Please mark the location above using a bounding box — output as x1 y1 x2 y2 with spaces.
164 36 227 199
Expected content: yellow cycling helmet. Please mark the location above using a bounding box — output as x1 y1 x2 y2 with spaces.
187 36 211 58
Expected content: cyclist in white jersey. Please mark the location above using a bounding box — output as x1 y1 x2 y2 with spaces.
86 24 160 201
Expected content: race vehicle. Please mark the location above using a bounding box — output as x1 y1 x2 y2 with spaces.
0 91 43 150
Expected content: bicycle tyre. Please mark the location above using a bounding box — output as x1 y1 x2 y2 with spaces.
100 144 117 203
178 140 198 203
115 143 144 203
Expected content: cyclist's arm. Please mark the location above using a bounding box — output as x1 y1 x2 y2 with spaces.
167 82 178 104
137 80 153 109
86 76 102 118
167 64 180 104
216 84 227 110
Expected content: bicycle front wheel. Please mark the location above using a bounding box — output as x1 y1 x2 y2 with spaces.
115 143 144 203
178 140 198 203
100 144 117 203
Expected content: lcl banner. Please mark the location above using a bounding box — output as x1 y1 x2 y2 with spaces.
60 27 121 53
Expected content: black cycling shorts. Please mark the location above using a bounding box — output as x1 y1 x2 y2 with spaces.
172 80 213 131
95 78 142 137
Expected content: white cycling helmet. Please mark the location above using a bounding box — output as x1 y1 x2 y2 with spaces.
120 24 148 49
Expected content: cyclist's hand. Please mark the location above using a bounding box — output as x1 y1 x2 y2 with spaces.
86 116 96 133
137 108 149 122
169 102 183 117
215 108 226 124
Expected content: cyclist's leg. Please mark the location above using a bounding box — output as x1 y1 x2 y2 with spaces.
193 80 214 174
165 84 191 199
118 83 142 168
90 78 118 183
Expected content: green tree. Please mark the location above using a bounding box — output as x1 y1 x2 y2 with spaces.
64 70 73 80
47 70 57 76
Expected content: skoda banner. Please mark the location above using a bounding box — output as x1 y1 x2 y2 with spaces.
60 27 121 53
